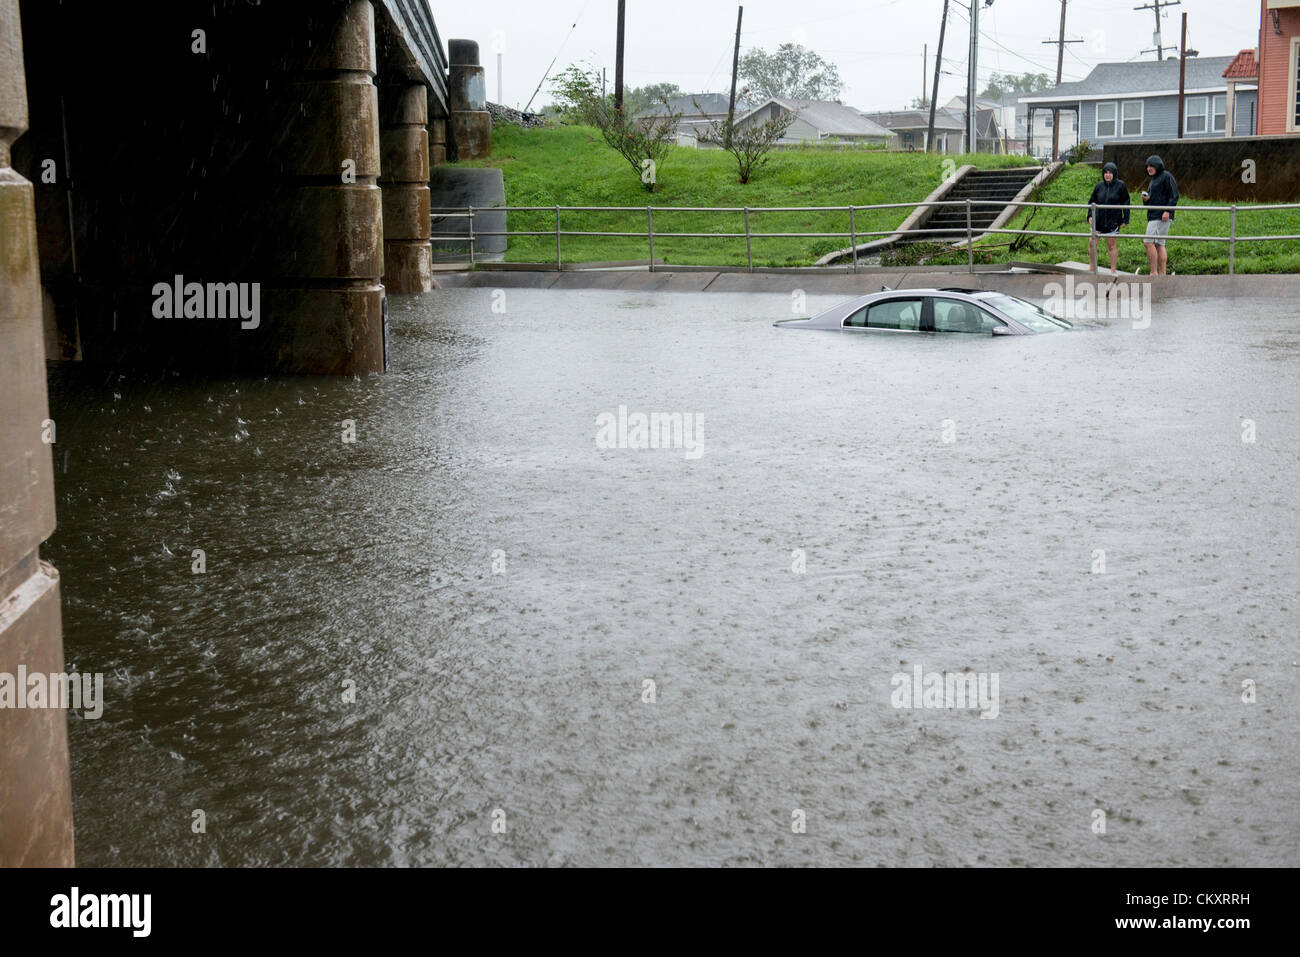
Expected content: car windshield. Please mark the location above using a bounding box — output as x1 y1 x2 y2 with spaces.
979 294 1072 333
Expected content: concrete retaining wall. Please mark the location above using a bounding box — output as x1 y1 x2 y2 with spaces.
1104 135 1300 202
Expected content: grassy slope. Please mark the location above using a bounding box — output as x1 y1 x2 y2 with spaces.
452 123 1034 267
918 164 1300 275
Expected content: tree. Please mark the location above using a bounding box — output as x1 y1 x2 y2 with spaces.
547 71 682 119
738 44 842 102
622 82 683 116
696 103 795 184
981 72 1053 100
549 65 680 192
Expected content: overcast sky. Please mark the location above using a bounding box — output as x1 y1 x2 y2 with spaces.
437 0 1259 112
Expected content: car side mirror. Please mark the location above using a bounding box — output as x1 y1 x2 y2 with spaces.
991 326 1014 336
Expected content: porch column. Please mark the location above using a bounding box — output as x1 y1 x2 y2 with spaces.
1225 80 1237 137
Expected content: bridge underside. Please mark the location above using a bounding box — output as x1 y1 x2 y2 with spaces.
15 0 453 375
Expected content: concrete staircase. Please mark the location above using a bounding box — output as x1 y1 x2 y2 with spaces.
911 167 1043 243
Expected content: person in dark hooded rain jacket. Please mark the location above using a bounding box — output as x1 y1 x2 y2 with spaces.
1140 154 1178 275
1086 161 1130 275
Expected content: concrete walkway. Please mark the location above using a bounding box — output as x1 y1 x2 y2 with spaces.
432 265 1300 299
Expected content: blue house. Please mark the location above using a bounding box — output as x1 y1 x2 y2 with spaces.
1019 56 1257 159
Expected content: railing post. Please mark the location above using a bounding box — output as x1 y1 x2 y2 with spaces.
1089 202 1096 271
849 206 857 274
744 207 753 272
966 197 974 274
647 207 655 273
1229 205 1237 276
555 206 562 271
468 205 476 266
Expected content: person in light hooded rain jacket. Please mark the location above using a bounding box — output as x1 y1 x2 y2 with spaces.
1086 161 1130 276
1140 154 1178 275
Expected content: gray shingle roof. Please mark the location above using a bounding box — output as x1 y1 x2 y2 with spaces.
1021 56 1237 103
637 92 757 117
861 108 966 132
742 98 893 137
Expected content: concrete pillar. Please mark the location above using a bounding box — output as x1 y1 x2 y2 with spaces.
447 39 491 161
429 115 447 168
379 84 434 292
0 0 75 867
269 0 385 373
1225 80 1237 138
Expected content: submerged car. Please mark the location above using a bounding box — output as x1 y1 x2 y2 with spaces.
776 288 1072 336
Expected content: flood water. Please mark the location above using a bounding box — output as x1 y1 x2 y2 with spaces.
45 287 1300 866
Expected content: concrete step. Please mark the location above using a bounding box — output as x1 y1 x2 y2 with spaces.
925 216 1002 227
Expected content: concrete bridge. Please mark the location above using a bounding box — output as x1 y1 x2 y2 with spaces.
0 0 491 865
11 0 491 375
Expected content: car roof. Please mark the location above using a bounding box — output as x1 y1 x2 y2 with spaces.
802 287 1031 330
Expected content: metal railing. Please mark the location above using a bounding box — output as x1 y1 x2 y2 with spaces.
430 199 1300 275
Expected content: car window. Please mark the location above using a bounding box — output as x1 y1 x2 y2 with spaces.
844 306 868 327
933 298 1005 334
978 294 1071 333
866 298 922 331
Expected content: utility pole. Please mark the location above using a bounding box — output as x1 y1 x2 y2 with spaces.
1177 12 1187 137
725 6 743 148
614 0 626 114
1135 0 1180 60
1041 0 1082 161
966 0 979 153
927 0 949 153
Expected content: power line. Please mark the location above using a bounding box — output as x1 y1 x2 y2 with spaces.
1135 0 1180 60
947 5 1085 81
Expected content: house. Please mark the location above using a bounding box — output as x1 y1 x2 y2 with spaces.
861 98 1002 153
860 108 965 152
1023 104 1080 161
1020 56 1256 158
737 98 893 146
635 92 758 146
1256 0 1300 134
942 96 1007 153
996 92 1028 155
1221 49 1259 135
994 90 1080 161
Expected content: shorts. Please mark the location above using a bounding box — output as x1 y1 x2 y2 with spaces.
1094 226 1120 237
1145 219 1171 246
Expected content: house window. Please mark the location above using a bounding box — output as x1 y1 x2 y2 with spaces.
1071 114 1078 132
1044 114 1053 128
1293 38 1300 129
1213 94 1227 132
1185 96 1208 134
1096 101 1117 138
1122 100 1143 136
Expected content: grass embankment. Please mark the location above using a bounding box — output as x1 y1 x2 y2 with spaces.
451 123 1034 267
911 163 1300 275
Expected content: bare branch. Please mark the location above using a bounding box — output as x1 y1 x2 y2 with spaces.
697 106 795 184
